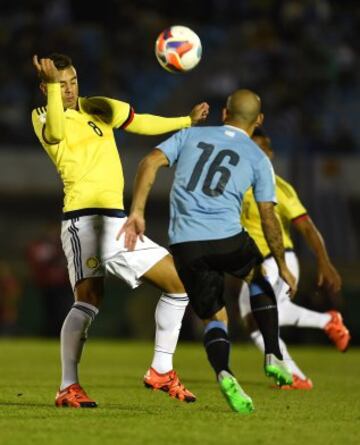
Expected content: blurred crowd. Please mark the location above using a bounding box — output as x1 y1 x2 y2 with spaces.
0 221 72 337
0 0 359 153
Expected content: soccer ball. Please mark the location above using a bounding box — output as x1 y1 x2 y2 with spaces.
155 26 202 73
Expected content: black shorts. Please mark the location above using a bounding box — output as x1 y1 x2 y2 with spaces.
170 231 263 320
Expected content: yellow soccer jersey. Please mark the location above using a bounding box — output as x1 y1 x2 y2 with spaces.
241 175 307 257
32 95 132 212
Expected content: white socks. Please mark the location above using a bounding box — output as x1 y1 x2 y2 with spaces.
250 330 307 380
278 301 331 329
60 301 99 390
151 293 189 374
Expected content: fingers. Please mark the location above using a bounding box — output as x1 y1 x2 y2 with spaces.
116 219 145 251
193 102 210 114
116 221 129 240
198 101 209 108
197 102 209 110
118 226 137 251
32 55 59 82
124 231 137 251
40 58 55 74
33 55 43 77
198 102 210 116
33 54 41 70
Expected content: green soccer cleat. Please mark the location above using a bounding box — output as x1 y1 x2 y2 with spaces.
264 353 293 387
218 371 255 414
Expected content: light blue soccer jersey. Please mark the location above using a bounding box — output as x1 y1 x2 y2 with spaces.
157 125 276 244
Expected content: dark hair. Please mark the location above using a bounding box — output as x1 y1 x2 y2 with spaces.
47 53 73 70
252 126 268 138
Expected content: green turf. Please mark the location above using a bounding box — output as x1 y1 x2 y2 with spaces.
0 340 359 445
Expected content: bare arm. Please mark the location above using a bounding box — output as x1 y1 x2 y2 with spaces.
293 215 342 293
117 149 169 250
258 202 286 268
257 201 297 297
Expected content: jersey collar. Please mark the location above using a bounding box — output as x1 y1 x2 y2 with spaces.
64 98 82 114
224 125 249 138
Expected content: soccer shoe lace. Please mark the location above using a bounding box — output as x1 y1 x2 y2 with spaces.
55 383 97 408
280 374 313 390
218 372 254 414
264 353 293 387
324 310 351 352
144 368 196 403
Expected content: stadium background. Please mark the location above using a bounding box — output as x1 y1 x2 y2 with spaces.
0 0 359 344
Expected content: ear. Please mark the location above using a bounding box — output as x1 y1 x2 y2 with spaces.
256 112 264 126
39 81 47 97
222 107 228 122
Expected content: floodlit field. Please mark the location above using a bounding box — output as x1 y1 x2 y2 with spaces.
0 340 359 445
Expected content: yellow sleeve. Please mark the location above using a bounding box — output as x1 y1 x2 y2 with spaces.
43 83 65 143
276 176 307 221
32 108 45 144
125 113 191 135
80 96 192 134
80 96 132 128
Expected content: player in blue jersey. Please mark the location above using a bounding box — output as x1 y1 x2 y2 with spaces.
119 90 297 413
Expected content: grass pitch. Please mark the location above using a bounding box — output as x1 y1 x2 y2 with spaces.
0 339 359 445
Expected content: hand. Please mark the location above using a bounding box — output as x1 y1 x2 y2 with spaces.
116 213 145 251
317 261 342 295
189 102 209 125
279 264 297 299
32 54 61 83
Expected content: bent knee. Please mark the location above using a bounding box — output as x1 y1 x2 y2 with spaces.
166 275 186 294
202 307 228 324
75 277 104 308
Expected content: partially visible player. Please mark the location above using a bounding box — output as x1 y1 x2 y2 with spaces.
31 53 209 407
120 90 297 413
239 127 351 389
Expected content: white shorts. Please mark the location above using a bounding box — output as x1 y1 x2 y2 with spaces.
61 215 169 290
239 251 300 318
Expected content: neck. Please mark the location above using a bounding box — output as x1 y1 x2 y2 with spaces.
224 120 254 136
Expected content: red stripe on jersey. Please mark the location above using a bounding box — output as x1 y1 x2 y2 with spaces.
121 107 135 129
292 213 309 224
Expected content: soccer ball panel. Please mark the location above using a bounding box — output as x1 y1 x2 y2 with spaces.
155 25 202 73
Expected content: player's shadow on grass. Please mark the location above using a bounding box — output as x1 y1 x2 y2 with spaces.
0 401 52 408
185 377 264 387
93 376 265 390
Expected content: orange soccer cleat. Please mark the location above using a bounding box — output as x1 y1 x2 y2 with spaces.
324 310 351 352
55 383 97 408
280 374 314 390
144 367 196 403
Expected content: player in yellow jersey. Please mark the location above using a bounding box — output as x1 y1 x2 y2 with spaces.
239 127 351 389
32 53 209 407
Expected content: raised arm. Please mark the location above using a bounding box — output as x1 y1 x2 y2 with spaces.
32 55 65 143
124 102 209 135
292 215 342 293
257 202 297 297
117 149 169 250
